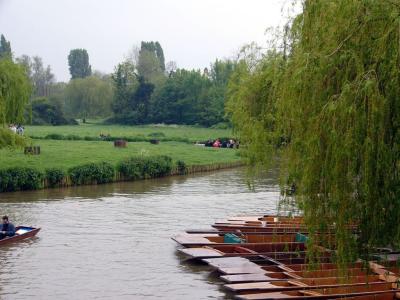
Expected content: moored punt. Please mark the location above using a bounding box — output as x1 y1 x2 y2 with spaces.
221 268 372 283
218 217 304 226
0 226 41 246
234 282 399 300
178 242 308 260
225 275 384 294
212 224 309 233
203 256 333 271
218 262 366 275
172 232 303 248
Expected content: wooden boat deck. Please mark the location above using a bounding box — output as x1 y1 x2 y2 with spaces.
221 268 372 283
172 233 300 247
225 275 384 293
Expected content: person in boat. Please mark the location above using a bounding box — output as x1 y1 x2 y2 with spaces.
0 216 16 239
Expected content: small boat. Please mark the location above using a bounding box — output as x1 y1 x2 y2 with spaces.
212 224 308 233
0 226 41 246
225 275 386 294
178 242 308 260
235 282 399 300
172 232 308 248
203 256 333 272
221 268 373 284
218 262 366 275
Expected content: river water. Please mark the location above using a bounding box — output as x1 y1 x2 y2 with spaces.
0 168 281 300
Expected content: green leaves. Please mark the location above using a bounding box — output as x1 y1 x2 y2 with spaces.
227 0 400 263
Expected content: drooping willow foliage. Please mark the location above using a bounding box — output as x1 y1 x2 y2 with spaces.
0 58 31 124
0 58 31 148
227 0 400 265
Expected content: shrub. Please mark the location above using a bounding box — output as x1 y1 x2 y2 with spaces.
0 128 27 149
45 133 65 140
69 162 114 185
148 132 166 138
65 134 81 140
117 155 173 180
45 168 65 187
0 167 44 192
143 155 173 178
176 160 187 175
117 157 147 180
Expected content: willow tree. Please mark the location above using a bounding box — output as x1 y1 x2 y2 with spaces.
228 0 400 266
0 58 31 148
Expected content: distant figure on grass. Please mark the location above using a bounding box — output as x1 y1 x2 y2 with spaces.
16 124 24 135
8 124 17 134
0 216 15 240
213 139 221 148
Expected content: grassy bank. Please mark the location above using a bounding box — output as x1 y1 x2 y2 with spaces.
25 124 232 143
0 140 240 171
0 124 241 193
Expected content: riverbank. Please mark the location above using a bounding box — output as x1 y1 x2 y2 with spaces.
0 124 241 193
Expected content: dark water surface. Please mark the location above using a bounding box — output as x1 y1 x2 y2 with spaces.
0 168 280 300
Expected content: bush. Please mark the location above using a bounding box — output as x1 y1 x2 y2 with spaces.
176 160 187 175
69 162 114 185
0 167 44 192
45 168 65 187
65 134 81 140
45 133 65 140
148 132 166 138
0 128 27 149
117 155 173 180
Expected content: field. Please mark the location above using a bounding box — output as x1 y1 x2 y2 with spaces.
1 124 240 171
25 123 232 142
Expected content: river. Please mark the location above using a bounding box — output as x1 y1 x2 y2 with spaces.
0 168 281 300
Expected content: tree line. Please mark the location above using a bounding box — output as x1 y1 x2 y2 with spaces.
0 34 236 128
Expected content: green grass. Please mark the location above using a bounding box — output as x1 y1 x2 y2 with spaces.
0 140 240 171
25 124 233 142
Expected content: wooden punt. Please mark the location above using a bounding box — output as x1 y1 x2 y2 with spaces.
235 282 399 300
219 262 366 275
221 268 372 284
225 216 303 223
172 233 302 248
178 242 307 260
212 224 309 233
186 229 307 235
203 256 333 272
225 275 384 294
0 226 41 246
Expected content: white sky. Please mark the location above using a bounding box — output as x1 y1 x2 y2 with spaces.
0 0 295 82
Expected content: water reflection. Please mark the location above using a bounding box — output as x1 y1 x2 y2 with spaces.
0 168 280 300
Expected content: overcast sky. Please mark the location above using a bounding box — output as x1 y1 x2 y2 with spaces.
0 0 294 82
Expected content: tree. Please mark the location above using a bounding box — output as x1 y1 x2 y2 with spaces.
0 59 31 125
0 59 31 148
206 59 236 125
0 34 12 59
16 55 55 97
30 97 76 125
137 41 166 84
226 0 400 267
150 69 212 125
64 76 114 119
68 49 92 79
111 61 137 119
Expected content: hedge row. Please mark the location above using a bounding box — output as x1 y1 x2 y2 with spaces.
0 155 177 193
29 134 191 143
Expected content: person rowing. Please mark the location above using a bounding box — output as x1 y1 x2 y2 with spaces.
0 216 16 240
